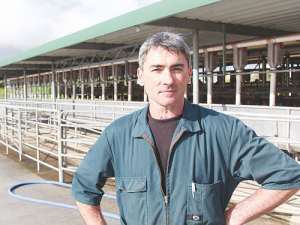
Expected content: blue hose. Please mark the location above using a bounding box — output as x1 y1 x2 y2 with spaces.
8 181 120 220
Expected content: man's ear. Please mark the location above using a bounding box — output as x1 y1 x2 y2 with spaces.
137 68 145 86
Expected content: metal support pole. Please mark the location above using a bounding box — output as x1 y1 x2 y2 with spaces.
51 65 56 105
262 56 266 87
17 83 19 98
4 73 7 100
286 56 290 87
286 109 291 153
11 82 13 99
36 109 40 171
30 82 33 99
270 68 276 106
193 30 199 104
57 110 64 182
80 70 84 100
71 70 76 100
125 61 131 102
0 107 3 139
291 64 295 84
15 82 17 98
34 82 37 99
38 68 42 99
127 62 133 102
90 68 94 101
100 66 106 101
128 80 132 101
23 68 27 101
57 73 61 100
207 72 213 104
18 109 23 161
113 64 118 101
236 70 242 105
64 72 68 99
222 24 226 77
13 83 16 98
218 63 222 91
65 82 68 99
5 107 9 154
45 82 48 99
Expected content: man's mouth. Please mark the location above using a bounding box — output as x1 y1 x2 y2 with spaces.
160 89 177 93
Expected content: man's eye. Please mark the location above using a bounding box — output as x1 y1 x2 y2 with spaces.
173 67 183 71
152 68 161 72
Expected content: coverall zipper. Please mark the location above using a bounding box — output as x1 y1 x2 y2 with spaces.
165 128 185 225
142 128 185 225
142 133 166 199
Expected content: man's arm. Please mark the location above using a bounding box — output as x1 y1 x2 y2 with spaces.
76 201 107 225
224 188 299 225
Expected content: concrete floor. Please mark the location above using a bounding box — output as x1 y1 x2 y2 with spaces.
0 146 119 225
1 144 299 225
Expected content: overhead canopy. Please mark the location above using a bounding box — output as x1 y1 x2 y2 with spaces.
1 0 300 78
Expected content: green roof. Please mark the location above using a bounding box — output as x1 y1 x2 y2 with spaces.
0 0 220 67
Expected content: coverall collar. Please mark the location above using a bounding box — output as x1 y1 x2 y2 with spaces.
132 98 201 138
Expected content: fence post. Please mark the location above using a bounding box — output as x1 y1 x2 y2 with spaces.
286 109 291 153
64 113 68 173
18 109 23 161
36 109 40 172
1 108 4 140
5 107 9 154
25 109 28 132
113 106 115 121
57 109 64 182
11 110 15 143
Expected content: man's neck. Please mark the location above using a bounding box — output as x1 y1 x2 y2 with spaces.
148 99 184 119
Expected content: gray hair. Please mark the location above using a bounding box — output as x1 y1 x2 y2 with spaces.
138 32 191 70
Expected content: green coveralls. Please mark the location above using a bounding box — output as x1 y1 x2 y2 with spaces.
71 99 300 224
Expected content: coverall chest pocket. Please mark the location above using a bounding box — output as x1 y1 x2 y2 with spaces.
116 177 147 225
187 181 224 225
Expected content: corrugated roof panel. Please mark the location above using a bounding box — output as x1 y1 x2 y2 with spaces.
175 0 300 32
184 31 254 48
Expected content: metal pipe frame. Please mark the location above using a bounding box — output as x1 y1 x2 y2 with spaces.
0 97 299 185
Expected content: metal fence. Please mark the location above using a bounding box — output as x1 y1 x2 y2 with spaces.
0 101 140 182
0 100 299 183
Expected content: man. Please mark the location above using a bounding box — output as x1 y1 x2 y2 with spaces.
71 32 300 225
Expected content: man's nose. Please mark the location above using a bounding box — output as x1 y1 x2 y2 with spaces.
162 69 174 85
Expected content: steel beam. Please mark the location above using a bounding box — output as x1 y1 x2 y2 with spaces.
23 56 67 62
64 42 123 50
1 64 51 69
51 64 56 104
23 69 27 101
193 30 199 104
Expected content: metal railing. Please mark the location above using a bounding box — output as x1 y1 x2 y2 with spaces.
0 101 140 182
0 100 299 183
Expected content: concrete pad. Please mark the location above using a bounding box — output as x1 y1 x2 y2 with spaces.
0 147 119 225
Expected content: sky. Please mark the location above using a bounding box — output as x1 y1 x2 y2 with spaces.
0 0 159 61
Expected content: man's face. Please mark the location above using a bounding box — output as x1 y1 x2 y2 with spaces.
138 46 192 110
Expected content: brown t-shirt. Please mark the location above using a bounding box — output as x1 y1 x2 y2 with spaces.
148 113 182 195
